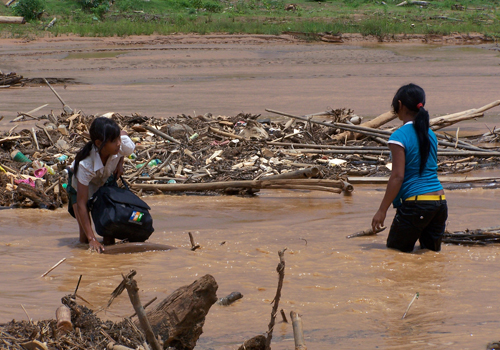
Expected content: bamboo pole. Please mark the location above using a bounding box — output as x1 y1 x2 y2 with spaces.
290 311 307 350
209 126 245 141
347 176 500 184
56 305 73 335
43 78 73 114
131 178 349 193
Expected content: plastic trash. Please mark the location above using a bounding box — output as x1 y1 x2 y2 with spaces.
11 150 31 163
135 159 162 168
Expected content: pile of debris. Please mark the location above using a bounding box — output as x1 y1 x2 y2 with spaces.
1 92 500 208
0 272 219 350
0 71 77 88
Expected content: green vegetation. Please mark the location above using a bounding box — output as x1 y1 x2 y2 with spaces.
0 0 499 39
11 0 45 21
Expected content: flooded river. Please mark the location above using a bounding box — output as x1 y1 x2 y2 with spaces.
1 186 499 350
1 35 500 349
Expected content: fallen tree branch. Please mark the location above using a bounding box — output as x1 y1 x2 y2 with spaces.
265 248 287 350
123 271 162 350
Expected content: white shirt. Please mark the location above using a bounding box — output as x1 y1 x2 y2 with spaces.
71 135 135 198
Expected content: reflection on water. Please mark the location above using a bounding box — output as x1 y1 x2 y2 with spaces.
1 186 499 349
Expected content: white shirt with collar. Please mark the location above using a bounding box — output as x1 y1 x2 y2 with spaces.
71 135 135 198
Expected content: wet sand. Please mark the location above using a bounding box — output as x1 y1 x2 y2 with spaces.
1 35 500 349
0 35 499 126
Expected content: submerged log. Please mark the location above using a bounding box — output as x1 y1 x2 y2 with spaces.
143 274 218 350
102 242 176 255
238 335 266 350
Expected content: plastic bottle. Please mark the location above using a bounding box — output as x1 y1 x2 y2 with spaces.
56 155 68 162
135 159 162 168
148 159 161 167
45 165 55 175
128 153 137 160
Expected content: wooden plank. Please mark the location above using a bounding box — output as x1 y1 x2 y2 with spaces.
0 16 25 24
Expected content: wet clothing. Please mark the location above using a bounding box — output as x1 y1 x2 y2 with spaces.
386 121 447 252
388 121 443 208
387 198 448 252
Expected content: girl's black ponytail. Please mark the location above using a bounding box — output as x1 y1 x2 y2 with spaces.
414 106 430 174
73 141 93 177
392 83 429 175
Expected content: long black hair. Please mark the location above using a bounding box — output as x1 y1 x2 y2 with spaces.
392 83 430 175
73 117 121 177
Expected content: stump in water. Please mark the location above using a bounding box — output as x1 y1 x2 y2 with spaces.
141 274 218 350
237 335 266 350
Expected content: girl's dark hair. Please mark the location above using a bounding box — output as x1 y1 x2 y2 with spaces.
392 83 430 175
73 117 121 177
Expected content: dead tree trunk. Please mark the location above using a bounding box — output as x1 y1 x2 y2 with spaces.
141 274 218 350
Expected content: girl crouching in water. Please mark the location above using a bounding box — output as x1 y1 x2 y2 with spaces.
67 117 135 253
372 83 448 253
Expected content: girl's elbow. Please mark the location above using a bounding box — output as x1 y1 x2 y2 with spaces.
391 173 405 183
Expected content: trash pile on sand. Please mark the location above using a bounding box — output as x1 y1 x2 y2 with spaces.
0 71 77 88
1 96 500 209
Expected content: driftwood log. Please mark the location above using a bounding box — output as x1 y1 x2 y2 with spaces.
261 167 319 180
0 16 25 24
15 183 61 209
442 226 500 245
143 274 218 350
332 111 396 141
132 178 352 194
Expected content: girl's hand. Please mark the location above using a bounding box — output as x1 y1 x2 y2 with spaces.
372 209 386 232
89 238 105 253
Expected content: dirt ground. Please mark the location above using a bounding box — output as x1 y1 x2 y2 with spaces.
1 34 500 133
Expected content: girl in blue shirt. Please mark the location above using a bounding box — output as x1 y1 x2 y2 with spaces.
372 83 448 252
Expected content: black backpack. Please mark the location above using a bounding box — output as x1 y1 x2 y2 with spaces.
87 177 154 242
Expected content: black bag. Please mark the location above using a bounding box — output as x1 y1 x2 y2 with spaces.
87 177 154 242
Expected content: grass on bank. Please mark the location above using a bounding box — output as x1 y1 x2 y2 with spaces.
1 0 499 39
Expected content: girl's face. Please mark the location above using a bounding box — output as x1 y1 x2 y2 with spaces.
98 136 121 156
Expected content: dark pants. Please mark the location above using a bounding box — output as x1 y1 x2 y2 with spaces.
387 200 448 253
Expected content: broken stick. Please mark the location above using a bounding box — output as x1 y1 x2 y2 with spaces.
123 272 162 350
346 226 387 239
290 311 307 350
265 248 287 349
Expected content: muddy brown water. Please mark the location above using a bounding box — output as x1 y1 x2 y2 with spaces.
1 35 500 349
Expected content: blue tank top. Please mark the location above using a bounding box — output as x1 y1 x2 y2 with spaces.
388 122 443 207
